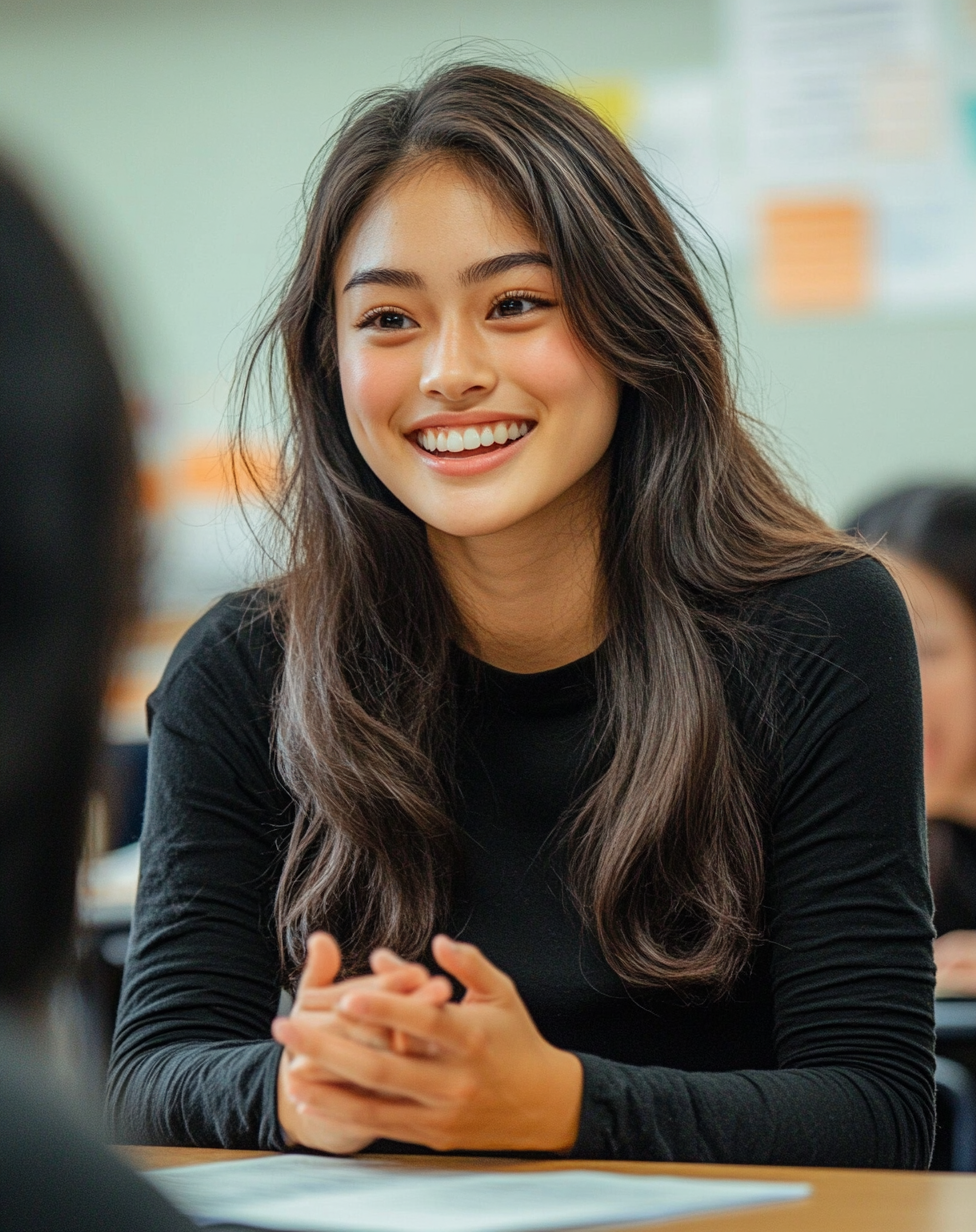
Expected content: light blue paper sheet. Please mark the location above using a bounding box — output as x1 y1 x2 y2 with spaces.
147 1154 811 1232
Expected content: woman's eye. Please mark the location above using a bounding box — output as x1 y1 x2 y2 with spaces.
362 310 417 331
490 297 547 319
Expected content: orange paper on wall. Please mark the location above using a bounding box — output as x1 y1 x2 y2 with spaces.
759 198 871 314
175 442 279 502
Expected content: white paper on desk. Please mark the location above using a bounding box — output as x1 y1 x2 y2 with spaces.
147 1154 811 1232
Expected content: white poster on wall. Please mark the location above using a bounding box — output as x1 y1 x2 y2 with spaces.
730 0 976 313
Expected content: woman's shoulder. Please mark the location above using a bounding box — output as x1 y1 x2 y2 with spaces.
723 555 918 741
149 588 283 721
742 554 911 654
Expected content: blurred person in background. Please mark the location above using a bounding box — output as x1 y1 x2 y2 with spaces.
0 162 193 1230
852 486 976 997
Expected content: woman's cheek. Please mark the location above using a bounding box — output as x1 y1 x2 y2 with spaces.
506 327 605 407
340 347 415 435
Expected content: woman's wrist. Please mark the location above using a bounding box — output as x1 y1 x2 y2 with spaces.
537 1047 584 1154
276 1047 300 1145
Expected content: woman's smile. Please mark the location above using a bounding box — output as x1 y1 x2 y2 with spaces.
410 416 535 475
414 419 531 454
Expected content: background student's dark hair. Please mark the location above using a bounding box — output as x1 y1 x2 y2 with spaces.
0 162 137 1004
239 62 865 992
850 484 976 617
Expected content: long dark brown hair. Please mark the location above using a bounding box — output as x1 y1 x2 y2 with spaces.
239 63 862 992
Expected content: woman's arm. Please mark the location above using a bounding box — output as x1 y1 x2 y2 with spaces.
107 596 293 1149
570 561 937 1166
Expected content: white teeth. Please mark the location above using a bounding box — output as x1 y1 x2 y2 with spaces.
417 421 533 453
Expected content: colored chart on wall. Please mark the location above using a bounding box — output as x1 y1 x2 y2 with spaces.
732 0 976 314
576 0 976 316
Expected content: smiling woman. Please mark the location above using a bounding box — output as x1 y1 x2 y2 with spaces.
108 63 935 1168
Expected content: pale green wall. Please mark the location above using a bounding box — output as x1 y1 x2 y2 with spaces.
1 0 973 536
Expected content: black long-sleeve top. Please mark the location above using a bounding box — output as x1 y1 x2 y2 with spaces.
108 558 936 1166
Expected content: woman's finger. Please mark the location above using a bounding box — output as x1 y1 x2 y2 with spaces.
294 932 342 1005
284 1074 395 1134
276 1019 453 1103
412 974 454 1005
391 974 454 1054
331 1019 394 1051
287 1052 354 1084
296 963 429 1012
934 930 976 962
286 1074 432 1141
370 948 412 974
431 935 513 1002
336 988 463 1052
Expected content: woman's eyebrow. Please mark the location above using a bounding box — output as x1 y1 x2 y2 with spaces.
342 267 424 293
341 251 552 295
459 251 552 286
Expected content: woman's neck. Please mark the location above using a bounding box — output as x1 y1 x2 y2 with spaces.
427 468 606 674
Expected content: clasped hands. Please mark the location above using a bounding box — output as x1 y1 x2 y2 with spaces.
272 932 582 1156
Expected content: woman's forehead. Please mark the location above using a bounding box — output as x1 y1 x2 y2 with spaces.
336 161 541 284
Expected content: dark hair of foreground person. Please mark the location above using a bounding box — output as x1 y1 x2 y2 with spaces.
0 161 192 1231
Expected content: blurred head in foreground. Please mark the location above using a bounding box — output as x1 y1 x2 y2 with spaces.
0 158 192 1232
0 162 136 1007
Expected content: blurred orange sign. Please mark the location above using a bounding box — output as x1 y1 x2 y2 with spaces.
136 441 280 513
759 198 871 315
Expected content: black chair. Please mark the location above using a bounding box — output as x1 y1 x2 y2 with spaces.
934 1000 976 1171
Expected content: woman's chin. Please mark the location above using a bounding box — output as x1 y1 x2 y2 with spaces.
425 517 534 541
421 499 546 542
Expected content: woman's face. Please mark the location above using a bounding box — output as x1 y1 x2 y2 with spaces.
333 160 619 540
892 554 976 820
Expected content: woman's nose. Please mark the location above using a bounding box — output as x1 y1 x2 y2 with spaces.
419 321 497 403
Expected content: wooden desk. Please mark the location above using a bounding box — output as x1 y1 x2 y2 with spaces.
125 1147 976 1231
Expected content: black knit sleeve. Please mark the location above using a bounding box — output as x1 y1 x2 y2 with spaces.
107 592 293 1149
570 558 936 1167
